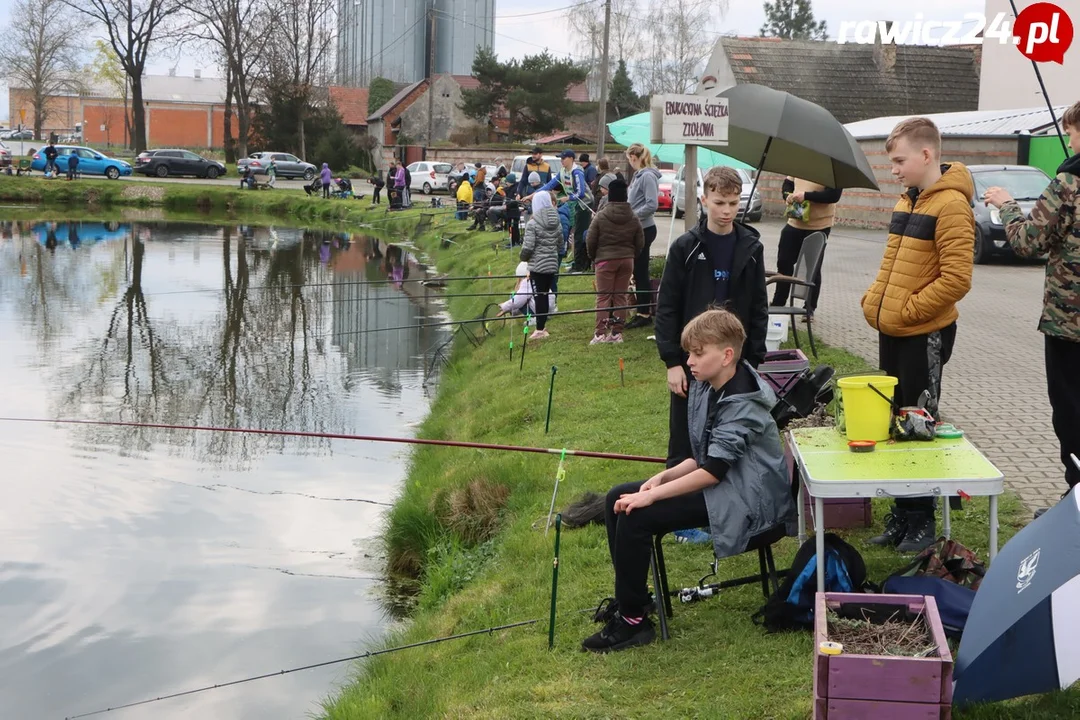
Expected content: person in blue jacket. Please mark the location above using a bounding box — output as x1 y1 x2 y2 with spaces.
524 149 592 273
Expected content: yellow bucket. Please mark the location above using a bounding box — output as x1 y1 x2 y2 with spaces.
836 375 898 442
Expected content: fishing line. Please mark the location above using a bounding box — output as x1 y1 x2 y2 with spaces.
63 619 539 719
0 417 667 464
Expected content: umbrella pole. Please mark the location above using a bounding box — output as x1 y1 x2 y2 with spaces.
741 137 772 224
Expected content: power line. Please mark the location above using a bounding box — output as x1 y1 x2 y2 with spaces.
356 13 428 82
496 0 600 19
435 9 592 61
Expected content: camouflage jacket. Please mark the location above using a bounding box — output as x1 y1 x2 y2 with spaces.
1001 153 1080 341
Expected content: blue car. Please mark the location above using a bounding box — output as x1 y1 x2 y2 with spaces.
31 145 133 179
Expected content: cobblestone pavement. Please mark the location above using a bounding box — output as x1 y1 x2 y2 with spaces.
653 218 1063 511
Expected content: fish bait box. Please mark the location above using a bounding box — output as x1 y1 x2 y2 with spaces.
813 593 953 720
760 349 809 398
784 444 872 529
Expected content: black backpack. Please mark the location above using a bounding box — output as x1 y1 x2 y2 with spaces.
752 534 870 632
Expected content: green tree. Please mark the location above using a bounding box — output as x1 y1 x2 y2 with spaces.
88 39 131 147
460 47 588 141
368 77 396 115
760 0 827 40
607 59 642 120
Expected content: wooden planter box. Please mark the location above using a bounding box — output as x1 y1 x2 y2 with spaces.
814 593 953 720
785 444 872 529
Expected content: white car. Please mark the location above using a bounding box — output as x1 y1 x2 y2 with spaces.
407 161 453 194
673 166 762 223
509 154 562 183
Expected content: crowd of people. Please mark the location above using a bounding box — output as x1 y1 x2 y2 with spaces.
489 106 1080 656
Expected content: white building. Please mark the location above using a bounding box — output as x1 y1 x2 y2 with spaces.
979 0 1079 110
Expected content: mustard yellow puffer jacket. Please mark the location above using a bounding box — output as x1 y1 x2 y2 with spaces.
861 163 975 337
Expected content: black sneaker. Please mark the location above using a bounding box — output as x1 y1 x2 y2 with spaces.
867 509 907 547
624 315 653 330
582 612 656 653
896 512 936 554
591 596 656 624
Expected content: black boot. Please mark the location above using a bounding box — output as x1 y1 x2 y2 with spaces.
867 507 908 547
896 511 936 554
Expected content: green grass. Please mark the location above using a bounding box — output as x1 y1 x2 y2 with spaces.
320 219 1080 718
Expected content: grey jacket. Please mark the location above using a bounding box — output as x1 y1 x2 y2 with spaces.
628 166 662 229
520 206 562 275
688 363 795 559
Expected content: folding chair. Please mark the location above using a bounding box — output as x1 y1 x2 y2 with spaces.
766 230 827 359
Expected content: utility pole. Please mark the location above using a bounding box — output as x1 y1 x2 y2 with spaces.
595 0 611 161
426 1 437 159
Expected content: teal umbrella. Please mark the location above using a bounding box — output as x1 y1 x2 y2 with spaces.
607 113 752 170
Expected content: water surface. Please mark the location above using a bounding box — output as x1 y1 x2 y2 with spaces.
0 220 449 718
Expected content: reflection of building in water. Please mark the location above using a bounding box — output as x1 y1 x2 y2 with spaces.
330 242 449 374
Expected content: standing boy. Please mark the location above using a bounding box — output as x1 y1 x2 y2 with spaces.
584 308 794 652
655 166 769 468
861 117 974 553
984 101 1080 504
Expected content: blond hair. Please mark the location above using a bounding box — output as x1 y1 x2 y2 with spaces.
680 308 746 361
702 166 743 197
1063 101 1080 131
886 117 942 157
626 143 654 168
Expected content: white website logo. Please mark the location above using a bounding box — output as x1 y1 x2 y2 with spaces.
837 12 1053 47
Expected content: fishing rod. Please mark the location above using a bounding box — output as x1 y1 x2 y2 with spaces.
331 303 646 338
0 417 666 464
144 272 597 297
1005 0 1070 156
64 619 539 719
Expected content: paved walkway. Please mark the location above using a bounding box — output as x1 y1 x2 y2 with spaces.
653 218 1062 511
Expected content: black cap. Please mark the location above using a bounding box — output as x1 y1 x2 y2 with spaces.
608 179 628 203
579 154 590 163
475 161 482 167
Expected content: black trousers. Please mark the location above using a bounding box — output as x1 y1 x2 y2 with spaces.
879 322 957 512
666 369 693 468
572 206 592 271
1045 335 1080 489
771 224 831 312
605 480 709 617
634 225 658 314
531 273 555 330
372 187 381 203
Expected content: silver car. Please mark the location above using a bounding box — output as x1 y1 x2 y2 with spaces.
673 166 762 223
407 161 453 194
237 151 317 180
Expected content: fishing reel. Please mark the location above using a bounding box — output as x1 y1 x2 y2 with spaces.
678 585 721 604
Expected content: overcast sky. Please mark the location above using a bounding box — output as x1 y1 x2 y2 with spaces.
1 0 986 124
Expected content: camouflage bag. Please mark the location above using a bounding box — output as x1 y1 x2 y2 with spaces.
890 537 986 591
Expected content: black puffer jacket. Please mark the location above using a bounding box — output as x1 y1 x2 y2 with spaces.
655 220 769 368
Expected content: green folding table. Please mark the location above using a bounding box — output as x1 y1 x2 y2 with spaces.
788 427 1005 592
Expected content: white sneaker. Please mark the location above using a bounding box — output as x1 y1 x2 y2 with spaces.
529 329 549 340
589 334 606 345
608 333 624 344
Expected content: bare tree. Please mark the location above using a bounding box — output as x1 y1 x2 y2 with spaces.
181 0 267 159
61 0 183 153
566 0 642 72
630 0 726 94
0 0 84 140
254 0 334 158
87 39 131 147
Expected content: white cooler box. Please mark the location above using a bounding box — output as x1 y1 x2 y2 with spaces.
766 314 790 352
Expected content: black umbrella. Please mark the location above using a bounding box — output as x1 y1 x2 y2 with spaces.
702 84 879 220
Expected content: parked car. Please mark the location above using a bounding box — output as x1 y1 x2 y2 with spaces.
968 164 1053 263
509 154 562 183
237 151 317 180
7 130 33 141
134 149 226 179
673 165 762 222
30 145 132 179
406 161 453 194
0 141 11 168
657 170 677 212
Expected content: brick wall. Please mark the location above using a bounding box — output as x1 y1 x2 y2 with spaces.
8 88 82 134
757 136 1021 229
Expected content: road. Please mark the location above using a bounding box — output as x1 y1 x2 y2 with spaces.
655 218 1062 512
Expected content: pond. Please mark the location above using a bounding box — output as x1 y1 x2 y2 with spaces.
0 219 451 718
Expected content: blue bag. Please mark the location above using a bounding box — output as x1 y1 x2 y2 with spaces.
882 574 974 639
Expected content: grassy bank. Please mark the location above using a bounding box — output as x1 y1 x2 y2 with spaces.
321 217 1078 718
0 174 406 226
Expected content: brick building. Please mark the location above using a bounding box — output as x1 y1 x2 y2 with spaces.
8 72 236 149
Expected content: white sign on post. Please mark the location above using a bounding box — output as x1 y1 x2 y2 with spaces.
649 94 729 145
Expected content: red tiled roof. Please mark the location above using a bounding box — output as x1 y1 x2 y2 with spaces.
565 82 589 103
328 86 369 127
452 75 482 90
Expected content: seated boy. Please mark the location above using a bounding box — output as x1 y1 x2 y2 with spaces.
584 308 795 653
